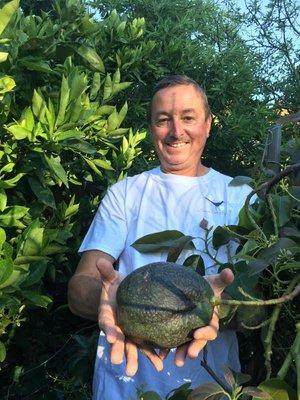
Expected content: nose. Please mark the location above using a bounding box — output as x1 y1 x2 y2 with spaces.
170 118 182 138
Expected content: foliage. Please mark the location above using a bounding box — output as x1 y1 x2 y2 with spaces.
133 160 300 399
0 0 147 397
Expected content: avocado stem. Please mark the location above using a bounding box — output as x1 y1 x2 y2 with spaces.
211 283 300 307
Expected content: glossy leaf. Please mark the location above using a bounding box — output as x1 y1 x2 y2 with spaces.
0 188 7 211
0 341 6 362
139 391 162 400
243 386 271 398
166 235 195 262
0 258 13 285
253 378 297 400
44 154 69 188
187 383 225 400
76 45 105 73
28 177 56 209
132 230 195 253
183 254 205 275
0 0 19 36
229 175 253 186
22 291 52 308
6 125 30 140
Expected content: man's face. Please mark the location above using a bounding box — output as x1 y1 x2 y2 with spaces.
150 84 212 176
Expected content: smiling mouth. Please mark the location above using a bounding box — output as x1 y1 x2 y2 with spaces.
165 141 188 148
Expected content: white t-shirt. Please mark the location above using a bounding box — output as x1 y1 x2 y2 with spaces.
79 167 252 400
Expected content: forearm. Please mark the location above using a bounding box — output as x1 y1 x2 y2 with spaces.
68 274 102 321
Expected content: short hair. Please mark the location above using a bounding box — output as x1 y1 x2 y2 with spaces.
150 75 212 121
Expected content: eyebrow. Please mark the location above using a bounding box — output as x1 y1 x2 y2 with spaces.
154 109 196 117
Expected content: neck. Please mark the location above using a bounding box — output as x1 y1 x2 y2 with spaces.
160 163 209 177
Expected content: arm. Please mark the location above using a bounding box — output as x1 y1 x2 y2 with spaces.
68 250 115 321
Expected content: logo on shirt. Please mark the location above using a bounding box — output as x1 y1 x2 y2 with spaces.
205 197 224 207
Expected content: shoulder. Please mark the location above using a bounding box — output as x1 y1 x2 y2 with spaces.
210 169 253 204
107 167 161 194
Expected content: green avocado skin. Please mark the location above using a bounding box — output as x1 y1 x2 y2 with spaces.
116 262 214 349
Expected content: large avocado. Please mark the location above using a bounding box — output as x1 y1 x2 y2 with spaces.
116 262 214 348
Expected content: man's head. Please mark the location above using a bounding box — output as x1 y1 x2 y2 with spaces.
150 75 212 121
150 75 212 176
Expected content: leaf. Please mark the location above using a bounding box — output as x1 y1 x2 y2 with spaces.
19 58 53 74
56 130 82 141
243 386 271 398
20 260 48 287
76 45 105 73
187 383 225 400
28 177 56 209
107 108 120 131
0 341 6 362
280 227 300 239
167 383 193 399
0 206 29 227
22 291 52 308
0 51 8 62
212 226 231 249
44 154 69 188
222 365 235 386
0 173 26 189
32 89 46 122
56 76 70 127
0 188 7 211
0 269 22 288
61 138 96 154
253 378 297 400
103 74 112 100
18 220 44 256
0 227 6 249
93 158 114 170
229 176 253 186
0 0 19 36
6 125 30 140
132 230 195 253
248 238 298 275
183 254 205 275
271 195 293 227
140 391 162 400
0 258 13 285
0 75 16 92
166 235 195 262
90 72 101 100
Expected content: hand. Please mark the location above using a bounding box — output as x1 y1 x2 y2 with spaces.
172 268 234 367
97 259 163 376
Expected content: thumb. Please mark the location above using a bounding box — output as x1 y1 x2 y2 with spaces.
208 268 234 297
96 258 118 284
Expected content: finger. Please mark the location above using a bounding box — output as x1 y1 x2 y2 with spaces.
193 307 219 340
140 347 163 372
187 339 207 358
110 332 125 364
125 341 138 376
206 268 234 297
175 344 188 367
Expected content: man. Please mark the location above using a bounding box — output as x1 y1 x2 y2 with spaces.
68 75 251 399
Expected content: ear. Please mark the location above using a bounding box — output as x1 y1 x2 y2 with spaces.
205 115 212 137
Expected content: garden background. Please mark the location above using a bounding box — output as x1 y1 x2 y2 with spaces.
0 0 299 399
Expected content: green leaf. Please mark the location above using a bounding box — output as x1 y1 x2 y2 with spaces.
22 291 52 308
28 177 56 209
229 176 253 186
44 154 69 188
0 227 6 249
271 195 293 227
56 75 70 127
0 341 6 362
243 386 271 398
212 226 231 249
56 130 82 141
93 158 115 171
0 188 7 211
167 383 192 399
20 260 48 287
188 382 225 400
0 52 8 63
0 206 29 227
0 0 19 36
140 391 162 400
32 89 46 122
103 74 112 100
0 75 16 92
107 108 120 131
0 258 13 285
248 238 298 275
132 230 195 253
183 254 205 275
6 125 30 140
253 378 297 400
19 58 53 74
61 138 96 154
90 72 101 100
84 158 103 177
18 220 44 256
166 235 195 262
0 269 22 288
76 45 105 73
0 173 26 189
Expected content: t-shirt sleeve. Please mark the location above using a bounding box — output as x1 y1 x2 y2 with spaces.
78 183 127 259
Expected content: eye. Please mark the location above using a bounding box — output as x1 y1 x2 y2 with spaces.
183 115 194 122
156 117 169 126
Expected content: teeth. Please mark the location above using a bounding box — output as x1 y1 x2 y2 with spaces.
168 142 186 148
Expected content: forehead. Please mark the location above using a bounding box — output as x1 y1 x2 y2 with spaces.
151 84 205 115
